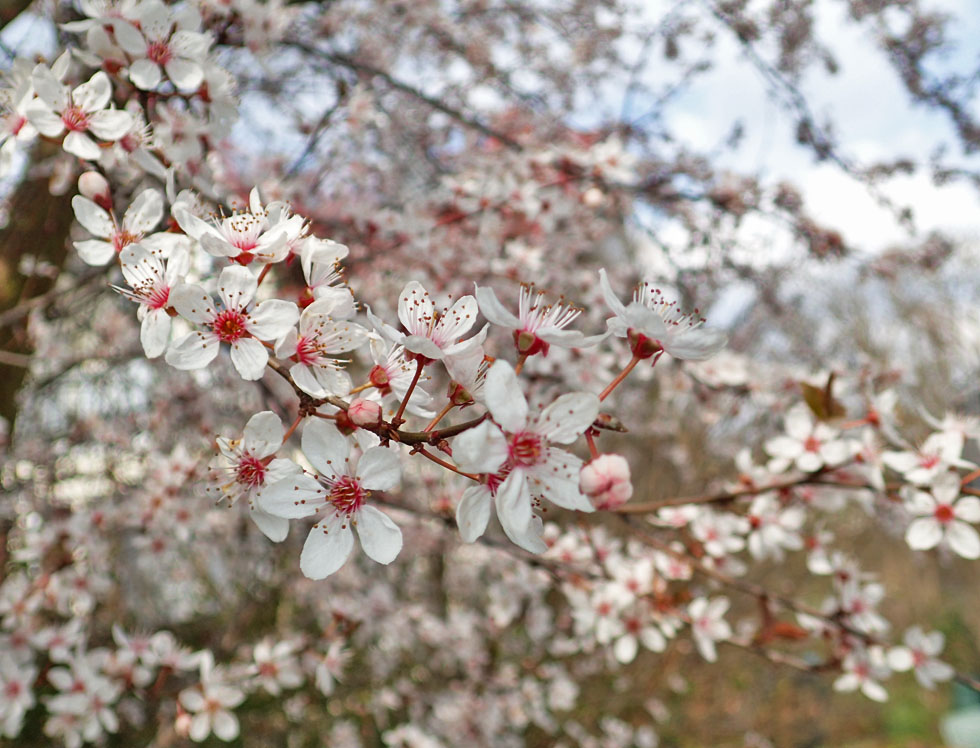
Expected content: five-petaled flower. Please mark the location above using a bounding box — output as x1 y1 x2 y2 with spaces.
26 68 133 161
166 264 298 380
260 419 402 579
598 268 727 360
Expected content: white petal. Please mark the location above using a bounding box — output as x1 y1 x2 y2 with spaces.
887 647 914 671
946 521 980 559
905 518 942 550
140 309 171 357
665 327 727 361
248 300 299 340
435 294 478 341
230 338 268 380
31 64 67 110
401 334 444 359
24 102 64 137
300 518 354 579
354 505 403 564
73 71 111 112
598 268 627 318
302 418 349 479
74 239 115 266
258 473 324 518
355 446 401 491
534 392 599 444
211 710 239 741
72 195 113 237
164 58 204 92
494 471 533 542
249 506 289 542
397 281 434 334
291 363 327 398
111 20 147 56
188 712 211 742
475 285 520 328
452 420 508 474
614 635 638 664
954 496 980 522
63 130 101 160
88 109 134 140
456 484 491 542
484 360 528 432
123 189 163 234
170 283 216 324
217 265 257 310
166 331 219 370
243 411 283 458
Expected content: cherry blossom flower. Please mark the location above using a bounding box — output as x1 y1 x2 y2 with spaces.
764 403 853 473
691 508 748 557
902 473 980 559
71 188 164 266
111 0 212 92
745 494 805 560
475 283 604 356
882 431 976 486
259 419 402 579
579 454 634 510
175 187 303 265
208 411 302 542
598 269 727 360
274 298 367 398
613 602 669 664
365 335 435 418
368 281 483 362
25 68 133 160
887 627 954 689
112 244 188 357
834 646 890 702
250 638 304 695
305 640 350 696
178 652 245 742
452 360 599 551
298 237 355 313
687 596 732 662
166 264 298 380
0 655 36 738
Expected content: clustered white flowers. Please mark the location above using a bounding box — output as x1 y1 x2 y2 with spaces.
1 0 978 744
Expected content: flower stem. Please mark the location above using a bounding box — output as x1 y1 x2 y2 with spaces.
392 358 425 427
598 352 644 402
424 401 455 432
413 446 481 481
281 414 303 444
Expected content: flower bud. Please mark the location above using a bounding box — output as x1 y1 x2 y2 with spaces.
580 454 633 510
348 398 382 428
78 171 112 212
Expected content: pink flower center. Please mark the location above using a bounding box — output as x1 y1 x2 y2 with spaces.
4 681 21 698
61 106 91 132
146 285 170 310
211 308 249 342
236 455 267 487
919 454 940 469
329 476 366 515
147 40 173 65
509 432 543 467
258 662 278 677
294 336 318 366
112 229 140 253
934 504 954 524
803 436 821 453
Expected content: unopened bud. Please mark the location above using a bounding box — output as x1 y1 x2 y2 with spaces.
348 398 382 428
580 454 633 510
78 171 112 211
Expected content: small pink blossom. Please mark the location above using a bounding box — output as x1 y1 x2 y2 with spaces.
579 454 633 510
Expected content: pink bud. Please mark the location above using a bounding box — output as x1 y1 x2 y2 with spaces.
580 454 633 510
78 171 112 211
347 398 382 428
